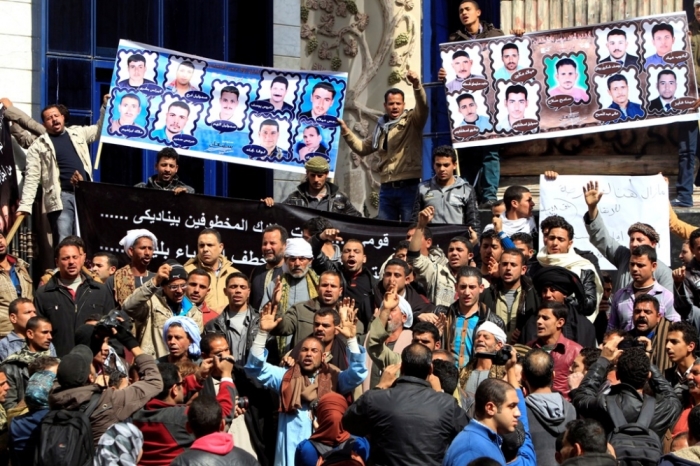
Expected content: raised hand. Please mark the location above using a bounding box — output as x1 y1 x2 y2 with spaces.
320 228 343 242
418 206 434 228
492 215 503 233
337 297 356 323
261 197 275 207
338 307 358 339
259 302 281 332
673 266 686 284
601 334 624 362
383 287 400 312
272 276 282 305
376 363 400 389
406 70 420 88
583 180 604 210
437 67 447 82
154 263 172 286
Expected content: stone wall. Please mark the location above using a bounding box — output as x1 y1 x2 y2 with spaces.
293 0 422 215
0 0 41 117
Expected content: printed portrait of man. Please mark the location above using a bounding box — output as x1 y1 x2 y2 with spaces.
497 84 529 132
218 86 240 121
109 93 142 134
117 54 156 89
445 50 485 92
151 101 191 142
456 93 492 132
606 74 645 122
645 23 675 68
599 28 640 68
166 61 197 96
262 76 294 112
257 119 287 159
548 57 590 103
296 125 329 161
299 82 336 120
649 69 678 112
493 43 523 80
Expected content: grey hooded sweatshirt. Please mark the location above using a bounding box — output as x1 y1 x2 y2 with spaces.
526 392 577 466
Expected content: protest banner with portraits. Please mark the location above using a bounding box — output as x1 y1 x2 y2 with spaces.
440 12 700 148
101 40 348 176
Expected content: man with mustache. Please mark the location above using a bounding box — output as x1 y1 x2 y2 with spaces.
260 238 320 354
608 245 677 331
249 224 287 310
458 321 508 396
245 302 366 466
599 28 640 68
17 95 108 243
151 101 191 143
107 229 157 308
628 294 673 372
270 270 362 351
262 76 294 113
494 43 522 80
482 248 539 343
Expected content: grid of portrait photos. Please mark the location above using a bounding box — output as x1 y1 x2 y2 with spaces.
101 40 348 175
440 12 700 149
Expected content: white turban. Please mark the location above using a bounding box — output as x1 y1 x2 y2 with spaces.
476 321 507 344
119 229 157 255
398 295 413 328
285 238 313 259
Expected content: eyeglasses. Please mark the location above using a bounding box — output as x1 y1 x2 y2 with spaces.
167 284 187 291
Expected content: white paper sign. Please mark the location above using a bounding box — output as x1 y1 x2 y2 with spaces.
539 174 670 269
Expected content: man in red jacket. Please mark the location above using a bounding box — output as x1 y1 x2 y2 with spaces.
132 355 236 465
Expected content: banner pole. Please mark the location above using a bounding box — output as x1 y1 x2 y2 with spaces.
94 141 104 170
6 215 24 244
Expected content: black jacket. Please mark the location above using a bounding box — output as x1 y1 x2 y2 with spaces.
528 261 599 317
283 181 362 216
571 357 682 440
171 442 260 466
34 272 114 357
309 234 377 328
481 275 539 336
342 376 468 466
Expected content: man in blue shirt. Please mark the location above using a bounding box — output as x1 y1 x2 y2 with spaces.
494 43 523 80
607 74 645 122
645 23 675 68
443 349 536 466
457 93 492 132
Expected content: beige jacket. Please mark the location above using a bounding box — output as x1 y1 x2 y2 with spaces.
18 106 105 214
4 106 46 149
342 87 428 184
122 278 203 358
0 257 33 338
184 255 239 312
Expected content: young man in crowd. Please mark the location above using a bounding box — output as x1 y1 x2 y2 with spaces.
135 147 195 194
0 298 56 360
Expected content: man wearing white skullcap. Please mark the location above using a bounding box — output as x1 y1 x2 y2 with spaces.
107 229 157 307
459 320 508 396
260 237 319 354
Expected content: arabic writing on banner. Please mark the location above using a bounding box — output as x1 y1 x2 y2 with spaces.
75 182 467 277
440 13 700 148
538 174 670 269
100 40 348 176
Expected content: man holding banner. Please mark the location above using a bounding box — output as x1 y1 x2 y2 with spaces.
17 95 108 243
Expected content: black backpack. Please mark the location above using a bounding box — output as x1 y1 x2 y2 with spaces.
34 392 103 466
606 394 662 466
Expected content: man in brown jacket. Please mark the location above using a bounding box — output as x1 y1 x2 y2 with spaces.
47 323 163 444
338 70 427 221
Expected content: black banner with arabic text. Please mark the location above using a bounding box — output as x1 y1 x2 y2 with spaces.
75 182 468 278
